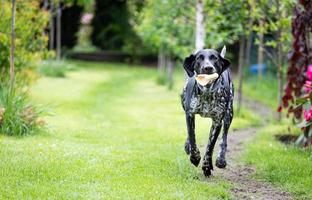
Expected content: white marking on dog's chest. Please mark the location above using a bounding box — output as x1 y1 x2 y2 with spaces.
189 87 227 118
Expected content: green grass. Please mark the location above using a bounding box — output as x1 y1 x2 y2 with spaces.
242 73 278 110
241 73 312 199
0 60 262 199
243 124 312 199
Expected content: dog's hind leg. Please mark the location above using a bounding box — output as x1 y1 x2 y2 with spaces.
185 113 201 167
202 120 222 176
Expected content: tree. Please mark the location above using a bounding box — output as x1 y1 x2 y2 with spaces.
0 1 48 79
205 0 250 113
257 18 264 80
59 3 83 49
56 0 61 60
196 0 205 50
91 0 135 51
252 0 294 119
45 0 87 56
10 0 15 90
49 0 55 50
135 0 195 88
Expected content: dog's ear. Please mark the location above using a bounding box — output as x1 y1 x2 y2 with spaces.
219 56 230 73
219 45 230 73
220 45 226 58
183 54 196 77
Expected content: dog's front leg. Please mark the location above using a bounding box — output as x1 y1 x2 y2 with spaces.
216 120 231 168
202 121 222 176
185 113 201 167
216 104 233 169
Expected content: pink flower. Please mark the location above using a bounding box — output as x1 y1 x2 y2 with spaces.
304 108 312 121
81 13 93 25
306 64 312 80
304 80 312 93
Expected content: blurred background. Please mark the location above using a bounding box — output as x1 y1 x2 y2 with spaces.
0 0 311 199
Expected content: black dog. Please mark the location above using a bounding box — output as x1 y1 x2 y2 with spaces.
180 46 234 176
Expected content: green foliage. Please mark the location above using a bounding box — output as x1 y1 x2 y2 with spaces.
251 0 295 63
0 84 44 136
91 0 141 53
135 0 195 58
204 0 250 46
0 1 48 137
0 1 48 76
58 2 84 49
38 60 76 78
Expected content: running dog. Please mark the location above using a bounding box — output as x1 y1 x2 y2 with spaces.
181 46 234 176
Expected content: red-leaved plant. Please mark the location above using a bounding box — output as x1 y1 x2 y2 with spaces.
281 0 312 146
295 65 312 146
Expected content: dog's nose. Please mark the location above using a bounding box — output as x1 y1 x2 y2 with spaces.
203 66 214 72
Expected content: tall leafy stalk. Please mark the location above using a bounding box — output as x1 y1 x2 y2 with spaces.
9 0 15 92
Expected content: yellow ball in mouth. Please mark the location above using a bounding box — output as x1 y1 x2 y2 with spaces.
195 73 219 86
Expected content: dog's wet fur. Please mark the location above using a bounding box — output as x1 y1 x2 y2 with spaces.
181 46 234 176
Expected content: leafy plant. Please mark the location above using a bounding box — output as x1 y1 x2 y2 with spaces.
0 1 48 78
293 65 312 146
282 1 312 117
281 1 312 145
38 60 75 77
0 83 45 136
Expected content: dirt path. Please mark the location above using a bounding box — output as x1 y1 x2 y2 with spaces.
213 98 293 200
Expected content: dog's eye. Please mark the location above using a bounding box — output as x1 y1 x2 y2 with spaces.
209 55 217 61
197 55 204 61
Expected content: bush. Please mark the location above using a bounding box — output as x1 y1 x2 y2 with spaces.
0 84 45 136
0 1 48 136
0 1 48 78
38 60 76 78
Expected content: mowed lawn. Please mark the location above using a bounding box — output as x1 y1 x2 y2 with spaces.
0 61 257 199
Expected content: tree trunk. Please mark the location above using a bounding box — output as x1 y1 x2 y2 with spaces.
0 0 4 18
245 14 253 69
257 18 264 80
56 0 61 60
49 0 55 50
276 0 282 121
277 42 283 121
10 0 16 91
237 36 246 114
167 55 174 90
195 0 205 51
43 0 49 10
0 0 4 70
157 46 165 76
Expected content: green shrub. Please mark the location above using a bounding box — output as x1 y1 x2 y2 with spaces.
38 60 76 78
0 84 45 136
0 1 48 78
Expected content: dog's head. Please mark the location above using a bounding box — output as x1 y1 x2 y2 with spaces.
183 46 230 77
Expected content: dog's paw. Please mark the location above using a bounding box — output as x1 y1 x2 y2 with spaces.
215 157 227 169
184 140 191 155
202 157 213 177
202 166 212 177
189 147 201 167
